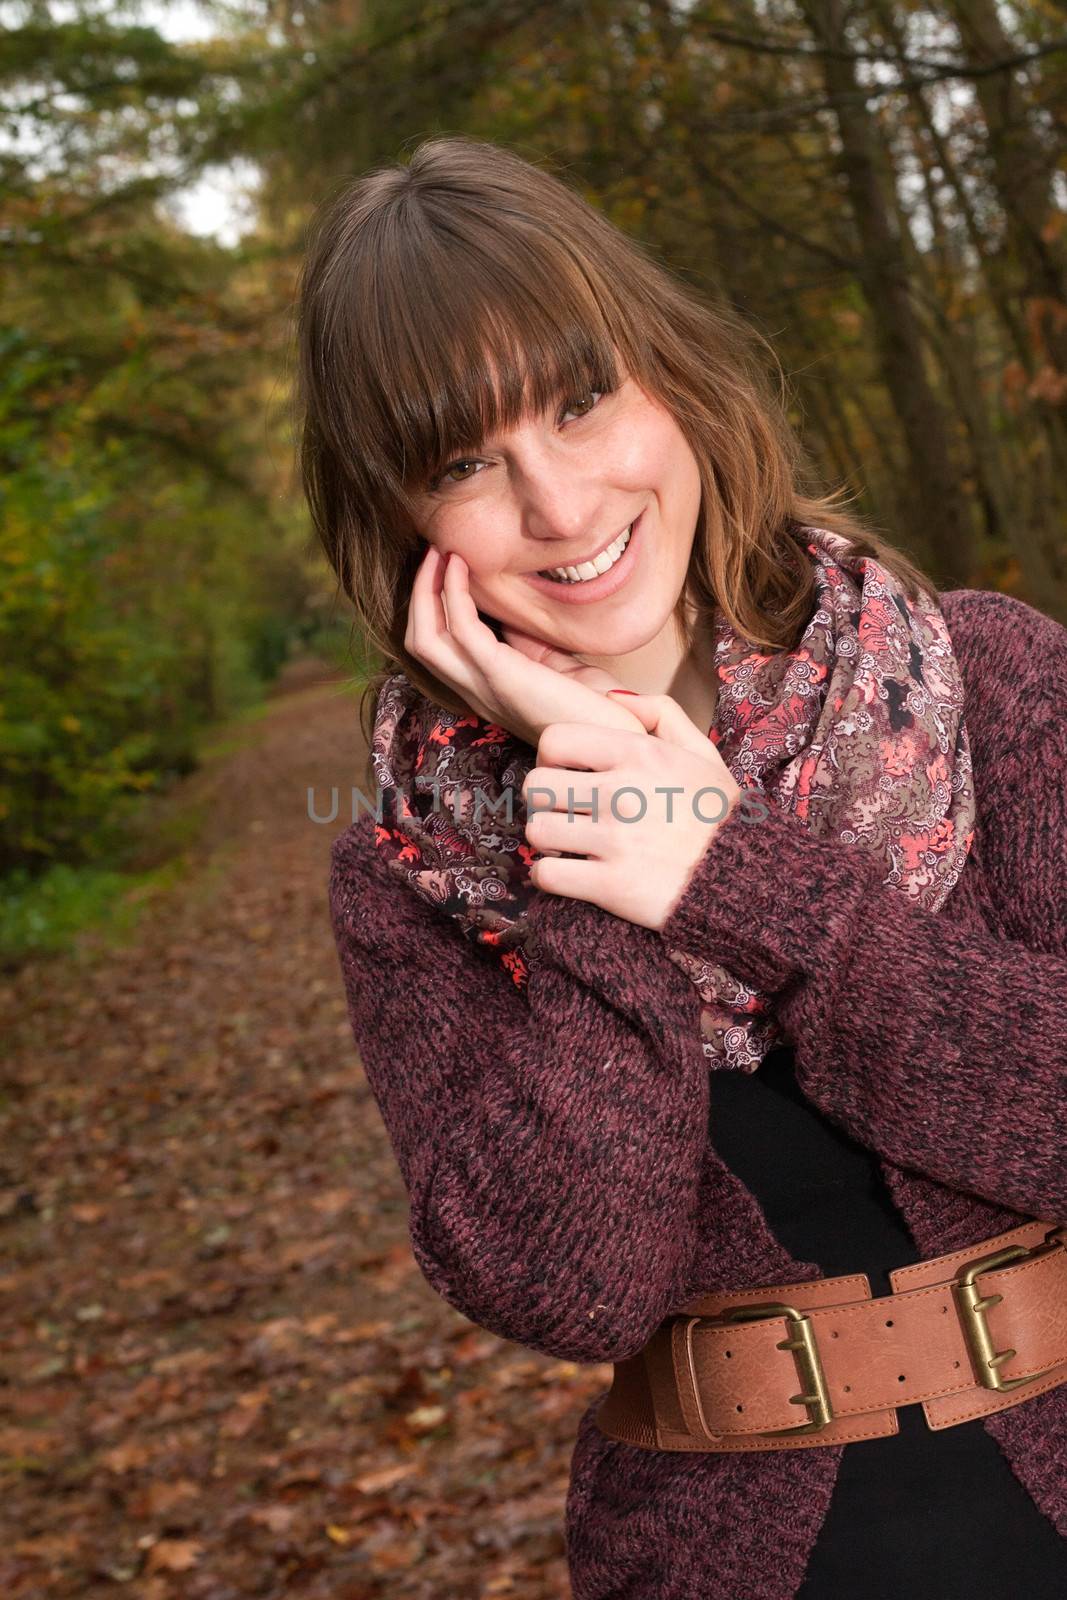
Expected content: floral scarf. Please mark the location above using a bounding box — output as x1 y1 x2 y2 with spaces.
367 525 976 1072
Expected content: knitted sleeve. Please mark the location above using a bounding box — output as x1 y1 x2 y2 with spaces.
659 592 1067 1224
328 814 710 1365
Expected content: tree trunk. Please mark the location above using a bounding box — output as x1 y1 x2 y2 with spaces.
945 0 1067 385
797 0 979 586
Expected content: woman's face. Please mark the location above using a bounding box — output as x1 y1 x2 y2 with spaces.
409 360 703 662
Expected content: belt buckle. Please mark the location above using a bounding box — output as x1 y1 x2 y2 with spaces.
952 1225 1067 1392
690 1301 834 1436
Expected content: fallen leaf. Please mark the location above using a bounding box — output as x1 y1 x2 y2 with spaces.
353 1462 418 1494
145 1538 203 1573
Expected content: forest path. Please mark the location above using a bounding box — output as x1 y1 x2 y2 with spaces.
0 662 592 1599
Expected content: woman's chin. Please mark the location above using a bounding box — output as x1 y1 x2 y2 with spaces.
490 578 677 658
527 619 665 664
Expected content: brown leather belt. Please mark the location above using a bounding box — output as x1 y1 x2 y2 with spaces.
594 1220 1067 1452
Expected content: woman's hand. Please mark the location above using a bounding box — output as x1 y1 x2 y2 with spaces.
405 546 649 748
521 694 743 931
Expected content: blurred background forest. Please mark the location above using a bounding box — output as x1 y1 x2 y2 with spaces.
2 0 1065 959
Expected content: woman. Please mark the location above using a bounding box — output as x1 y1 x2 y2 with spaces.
296 135 1067 1598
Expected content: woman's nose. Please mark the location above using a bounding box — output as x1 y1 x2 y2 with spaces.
513 461 608 546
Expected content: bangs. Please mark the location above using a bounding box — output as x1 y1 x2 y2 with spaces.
337 208 626 510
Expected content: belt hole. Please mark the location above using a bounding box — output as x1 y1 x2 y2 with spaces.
885 1318 893 1326
941 1305 948 1314
830 1331 838 1338
953 1360 960 1368
843 1384 851 1392
898 1374 905 1382
725 1350 732 1358
736 1404 743 1412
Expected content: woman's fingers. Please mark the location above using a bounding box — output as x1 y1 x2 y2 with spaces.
406 549 490 702
409 552 542 737
526 805 602 859
500 625 582 671
440 552 501 665
407 547 650 744
441 556 586 711
406 550 470 669
405 545 452 656
611 691 716 757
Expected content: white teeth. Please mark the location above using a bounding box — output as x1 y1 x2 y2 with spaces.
541 523 633 584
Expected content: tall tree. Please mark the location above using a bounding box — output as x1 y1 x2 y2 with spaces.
796 0 979 584
944 0 1067 398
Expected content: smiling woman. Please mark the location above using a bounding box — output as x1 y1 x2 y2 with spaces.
290 134 932 751
409 361 709 712
294 135 1067 1600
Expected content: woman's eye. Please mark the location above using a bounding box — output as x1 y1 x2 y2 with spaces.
440 459 480 484
431 390 605 490
427 456 482 490
560 389 604 423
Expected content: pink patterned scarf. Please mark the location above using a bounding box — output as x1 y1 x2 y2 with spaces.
367 525 976 1072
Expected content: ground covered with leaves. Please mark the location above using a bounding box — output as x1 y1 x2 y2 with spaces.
0 663 606 1598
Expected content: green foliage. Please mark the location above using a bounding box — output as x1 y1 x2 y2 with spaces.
0 317 319 879
0 859 151 965
0 328 171 872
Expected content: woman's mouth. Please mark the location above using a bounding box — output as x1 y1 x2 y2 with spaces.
522 511 643 604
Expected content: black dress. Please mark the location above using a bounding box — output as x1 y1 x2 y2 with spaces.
708 1043 1067 1599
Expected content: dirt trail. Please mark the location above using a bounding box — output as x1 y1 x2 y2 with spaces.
0 663 600 1599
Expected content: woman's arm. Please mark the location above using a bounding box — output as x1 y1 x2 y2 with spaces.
328 815 710 1365
658 710 1067 1223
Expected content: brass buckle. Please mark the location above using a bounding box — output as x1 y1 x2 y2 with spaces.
685 1301 834 1437
951 1225 1067 1392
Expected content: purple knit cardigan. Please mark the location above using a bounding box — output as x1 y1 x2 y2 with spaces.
327 587 1067 1599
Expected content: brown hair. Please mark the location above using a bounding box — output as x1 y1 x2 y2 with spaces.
291 134 937 747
